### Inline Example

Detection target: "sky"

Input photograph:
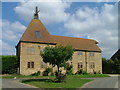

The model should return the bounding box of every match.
[1,0,118,59]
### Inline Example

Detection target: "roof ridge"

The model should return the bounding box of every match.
[51,35,95,41]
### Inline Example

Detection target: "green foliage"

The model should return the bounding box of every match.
[41,45,74,67]
[75,69,88,75]
[113,58,120,74]
[64,63,73,75]
[31,71,41,76]
[41,45,74,82]
[42,68,53,76]
[1,56,19,74]
[102,58,120,74]
[82,71,88,75]
[54,74,67,83]
[54,71,59,77]
[50,72,54,76]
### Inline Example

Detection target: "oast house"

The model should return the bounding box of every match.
[16,7,102,75]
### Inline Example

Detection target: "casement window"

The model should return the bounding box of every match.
[78,51,82,56]
[27,62,34,68]
[78,62,83,69]
[28,47,35,54]
[27,62,31,68]
[90,62,95,69]
[36,31,41,38]
[31,62,34,68]
[90,52,94,56]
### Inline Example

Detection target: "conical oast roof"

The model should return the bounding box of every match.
[20,19,53,43]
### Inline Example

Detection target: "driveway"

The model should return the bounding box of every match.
[1,78,38,88]
[82,75,120,88]
[1,75,120,89]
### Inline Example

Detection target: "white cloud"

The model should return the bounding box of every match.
[64,3,118,58]
[2,20,26,42]
[2,2,118,58]
[1,19,26,55]
[14,0,71,24]
[0,40,15,55]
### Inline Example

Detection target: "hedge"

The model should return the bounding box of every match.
[1,56,19,74]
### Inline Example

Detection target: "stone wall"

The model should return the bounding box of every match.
[19,42,102,75]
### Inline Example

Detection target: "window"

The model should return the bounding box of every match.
[28,47,35,54]
[27,62,34,68]
[90,52,94,56]
[31,62,34,68]
[36,31,40,38]
[90,62,95,69]
[78,51,82,55]
[27,62,31,68]
[78,62,83,69]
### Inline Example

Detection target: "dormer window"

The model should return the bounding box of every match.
[36,31,40,38]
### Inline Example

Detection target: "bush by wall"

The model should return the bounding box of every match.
[65,63,73,75]
[1,56,19,74]
[42,68,53,76]
[30,71,41,76]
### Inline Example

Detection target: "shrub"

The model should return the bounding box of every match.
[55,71,58,77]
[66,70,73,75]
[55,73,67,83]
[93,70,96,74]
[42,68,53,76]
[82,71,88,75]
[31,71,41,76]
[98,70,101,74]
[75,69,88,75]
[50,72,54,76]
[1,56,19,74]
[64,63,73,75]
[75,69,83,75]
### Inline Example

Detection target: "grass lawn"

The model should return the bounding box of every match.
[1,74,110,79]
[22,75,92,88]
[1,75,54,79]
[21,74,110,88]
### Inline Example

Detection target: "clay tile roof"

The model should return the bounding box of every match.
[51,35,101,52]
[20,19,53,43]
[19,19,101,52]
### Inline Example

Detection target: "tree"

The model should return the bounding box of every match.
[102,57,120,74]
[113,58,120,74]
[1,56,19,74]
[107,59,114,73]
[41,45,74,81]
[102,58,107,74]
[64,63,73,75]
